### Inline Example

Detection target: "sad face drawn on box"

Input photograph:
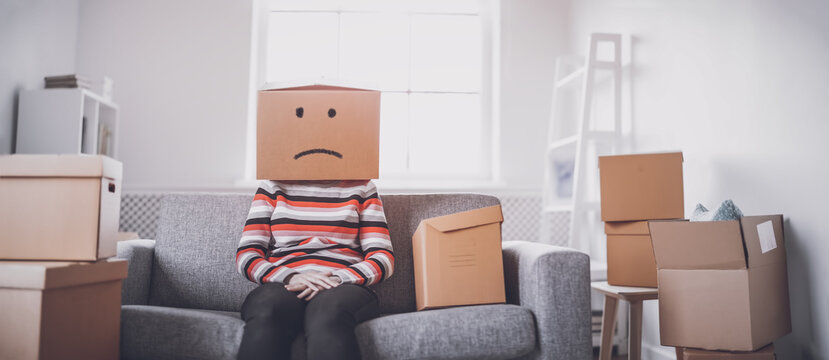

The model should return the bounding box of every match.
[257,84,381,180]
[292,106,344,160]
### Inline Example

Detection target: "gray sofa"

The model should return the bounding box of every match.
[116,193,591,360]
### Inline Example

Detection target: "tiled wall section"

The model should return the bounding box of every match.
[120,192,570,246]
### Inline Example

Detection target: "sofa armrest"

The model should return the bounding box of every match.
[116,239,156,305]
[502,240,592,360]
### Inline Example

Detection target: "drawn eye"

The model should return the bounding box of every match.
[328,108,336,118]
[296,107,304,118]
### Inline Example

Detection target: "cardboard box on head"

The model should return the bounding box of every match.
[257,81,380,180]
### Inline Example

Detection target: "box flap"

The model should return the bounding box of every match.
[0,154,121,179]
[739,215,786,268]
[261,79,378,92]
[649,220,747,270]
[0,259,128,289]
[423,205,504,233]
[605,220,650,235]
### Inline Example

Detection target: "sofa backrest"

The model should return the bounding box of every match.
[148,192,500,314]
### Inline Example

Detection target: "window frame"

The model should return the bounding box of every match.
[244,0,501,187]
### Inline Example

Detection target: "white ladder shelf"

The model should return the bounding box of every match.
[541,33,623,254]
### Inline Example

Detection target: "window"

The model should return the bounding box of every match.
[263,1,497,181]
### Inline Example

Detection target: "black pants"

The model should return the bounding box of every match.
[238,283,380,360]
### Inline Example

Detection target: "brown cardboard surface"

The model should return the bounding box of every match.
[652,216,791,351]
[598,152,684,221]
[649,220,747,270]
[605,220,651,235]
[0,260,126,360]
[748,264,792,348]
[607,234,657,287]
[257,84,380,180]
[739,215,786,268]
[0,259,128,289]
[39,281,122,359]
[412,206,506,311]
[677,344,776,359]
[0,155,122,261]
[425,205,503,232]
[658,269,754,350]
[605,220,658,287]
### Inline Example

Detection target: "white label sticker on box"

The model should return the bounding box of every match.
[757,220,777,254]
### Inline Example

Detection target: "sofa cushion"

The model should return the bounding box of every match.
[120,305,244,360]
[355,304,537,360]
[149,192,500,314]
[149,194,258,311]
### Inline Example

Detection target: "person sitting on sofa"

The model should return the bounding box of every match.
[235,179,394,360]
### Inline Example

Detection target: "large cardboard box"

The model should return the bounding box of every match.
[605,221,658,287]
[649,215,791,351]
[0,154,122,261]
[257,82,380,180]
[676,344,775,359]
[0,259,128,360]
[412,205,506,311]
[598,152,684,221]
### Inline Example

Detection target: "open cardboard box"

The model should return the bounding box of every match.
[0,154,122,261]
[649,215,791,351]
[412,205,506,311]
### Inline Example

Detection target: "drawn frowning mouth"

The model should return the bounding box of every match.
[293,148,343,160]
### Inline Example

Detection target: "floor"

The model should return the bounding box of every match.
[592,347,628,360]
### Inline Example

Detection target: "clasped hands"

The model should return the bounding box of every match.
[284,271,342,301]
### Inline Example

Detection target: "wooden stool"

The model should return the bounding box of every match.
[591,281,658,360]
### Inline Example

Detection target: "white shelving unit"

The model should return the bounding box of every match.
[540,33,628,355]
[15,88,119,158]
[541,33,622,255]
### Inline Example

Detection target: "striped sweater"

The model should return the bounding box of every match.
[235,180,394,286]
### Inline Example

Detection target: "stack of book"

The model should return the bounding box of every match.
[44,74,92,89]
[591,310,603,334]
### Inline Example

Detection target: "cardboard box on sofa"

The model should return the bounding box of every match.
[598,152,684,221]
[257,82,380,180]
[0,259,128,360]
[0,154,122,261]
[412,205,506,311]
[605,221,658,287]
[676,344,775,359]
[649,215,791,351]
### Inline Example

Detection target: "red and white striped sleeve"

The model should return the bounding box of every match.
[331,181,395,286]
[235,184,298,284]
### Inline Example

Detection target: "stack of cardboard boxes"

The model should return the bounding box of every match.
[599,152,791,358]
[0,155,128,359]
[599,152,685,288]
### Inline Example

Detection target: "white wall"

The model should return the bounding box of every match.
[568,0,829,359]
[75,0,255,190]
[0,0,79,154]
[69,0,563,194]
[498,0,570,192]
